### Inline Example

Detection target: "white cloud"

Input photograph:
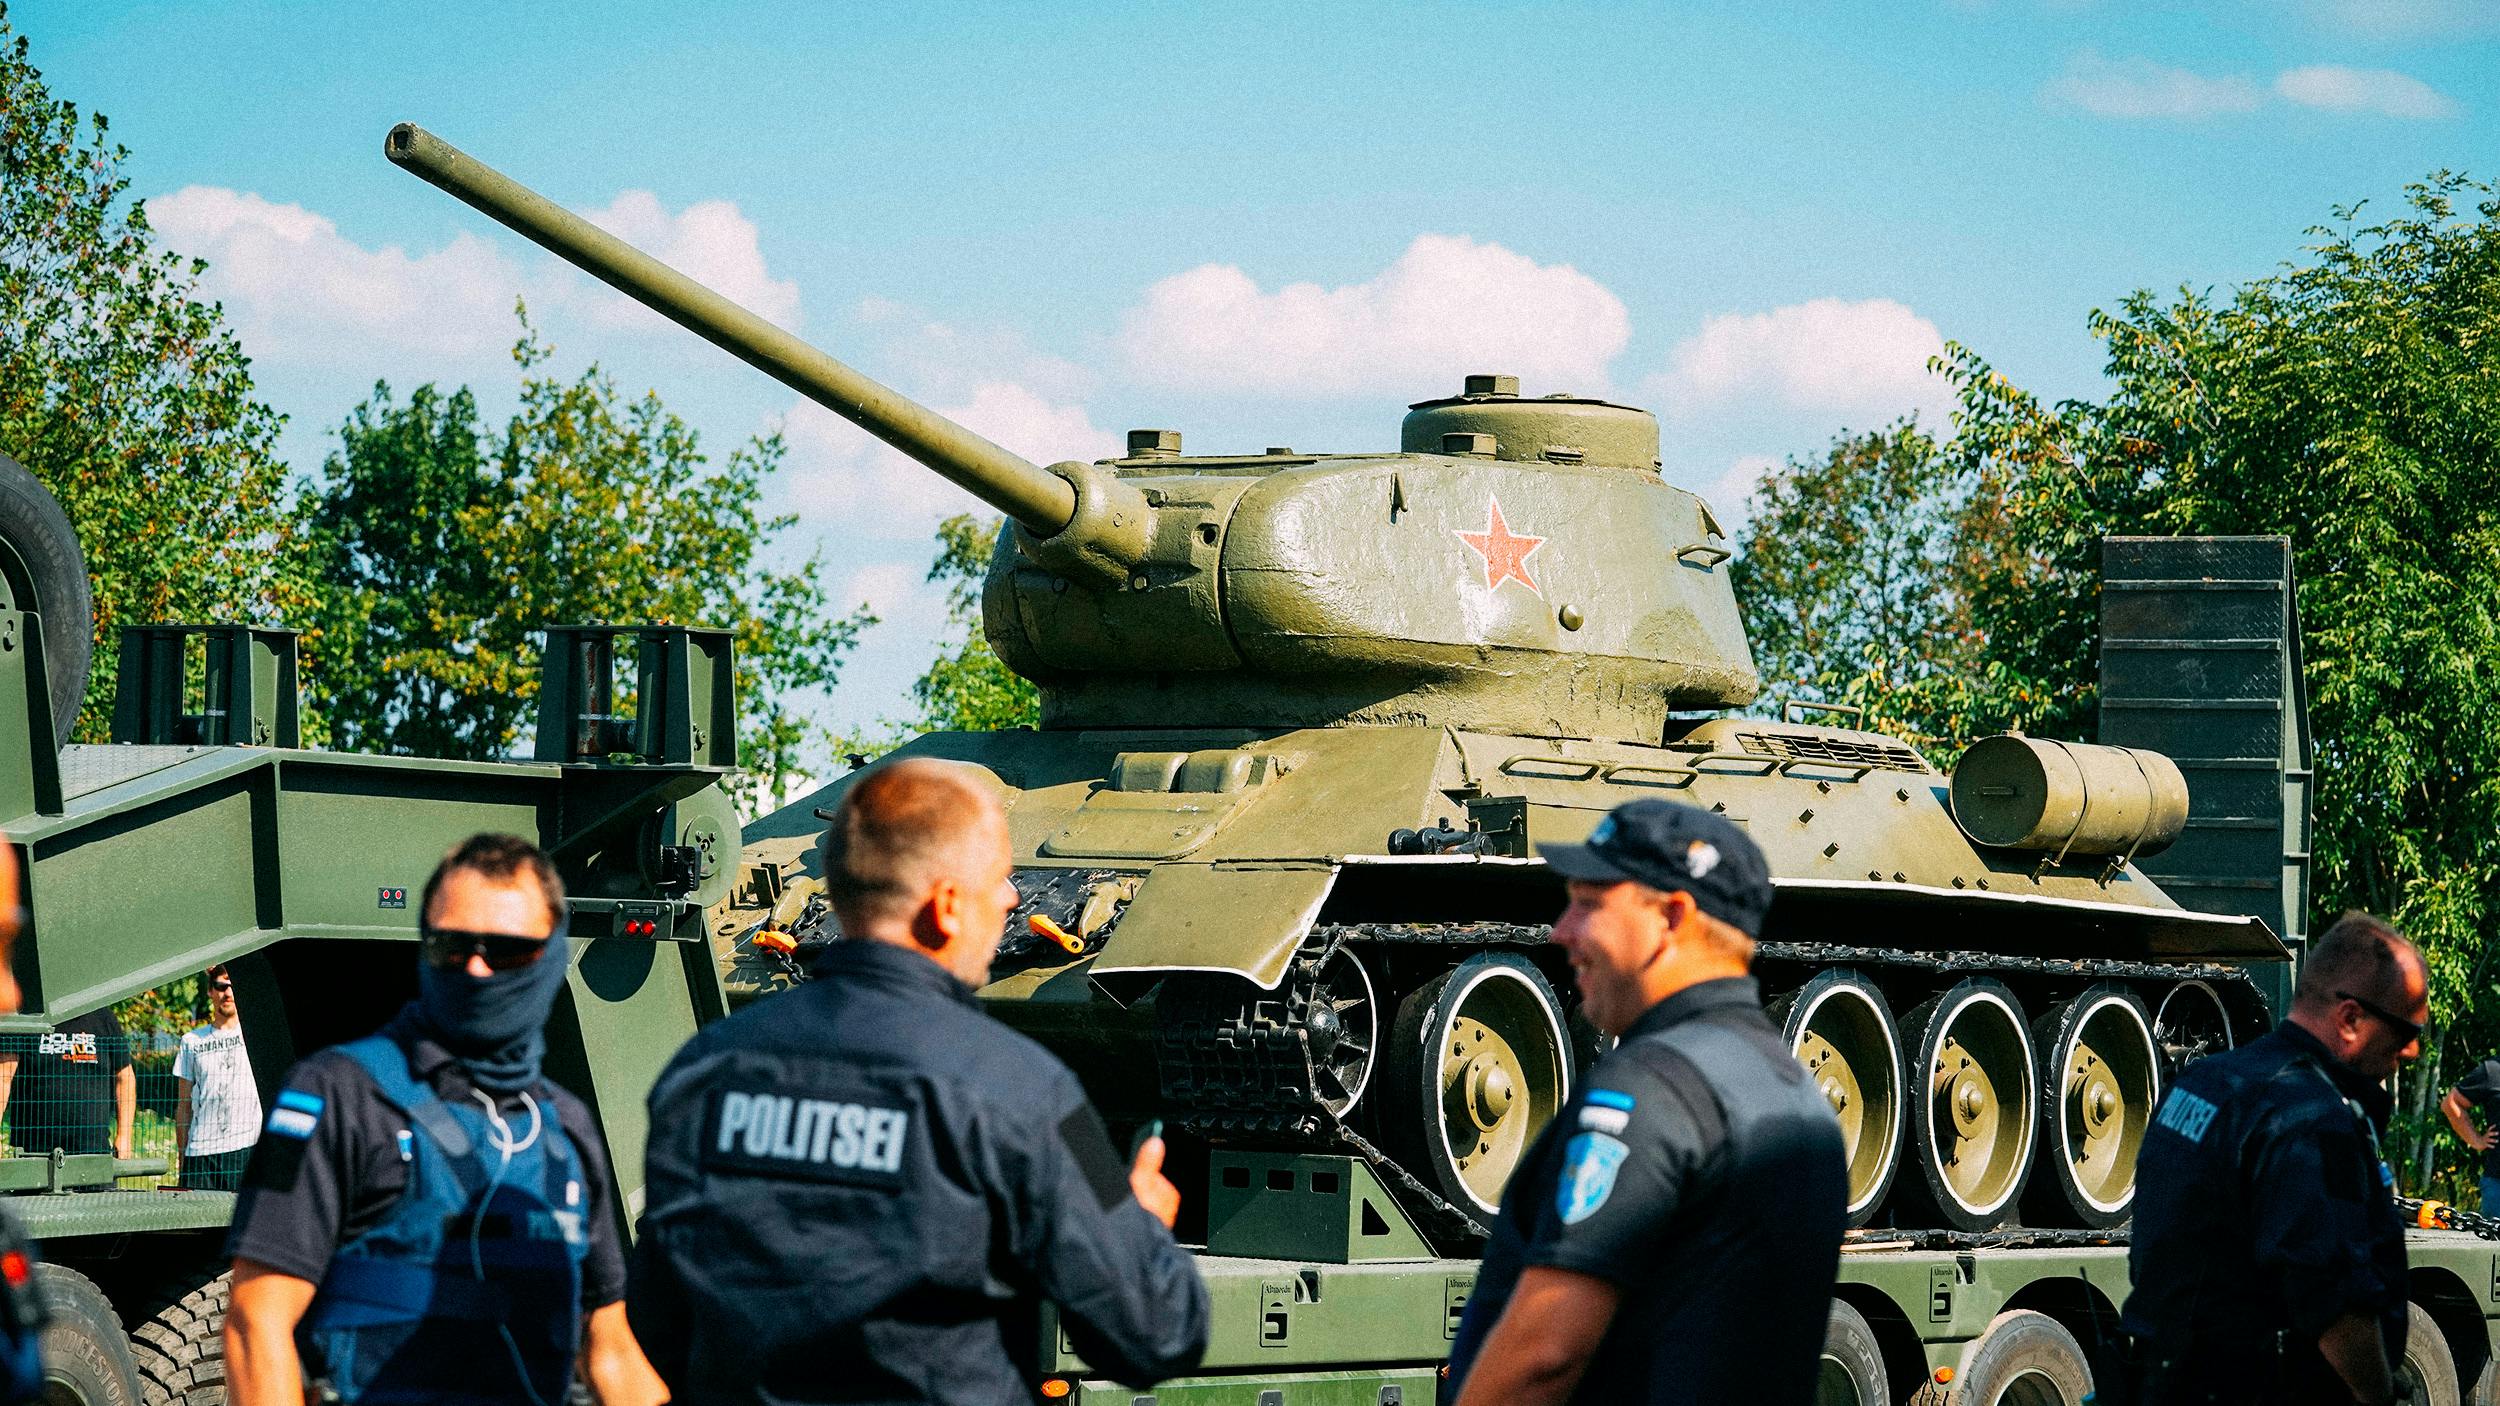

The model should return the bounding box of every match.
[578,191,801,331]
[1703,455,1779,520]
[854,297,1095,405]
[1118,234,1630,397]
[839,561,947,636]
[151,186,539,361]
[779,381,1123,542]
[2274,64,2460,118]
[149,185,797,364]
[2041,50,2264,119]
[1651,298,1951,423]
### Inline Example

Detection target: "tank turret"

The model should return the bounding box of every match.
[387,125,1755,743]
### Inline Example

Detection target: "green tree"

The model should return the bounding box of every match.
[1730,419,2003,747]
[298,317,871,810]
[910,514,1037,733]
[1938,174,2500,1188]
[0,11,300,736]
[830,513,1039,768]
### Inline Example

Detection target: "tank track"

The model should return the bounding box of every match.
[1152,922,2272,1243]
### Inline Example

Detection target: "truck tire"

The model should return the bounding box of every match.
[128,1267,229,1406]
[2403,1299,2461,1406]
[0,452,95,749]
[35,1264,145,1406]
[1946,1309,2091,1405]
[1818,1299,1888,1404]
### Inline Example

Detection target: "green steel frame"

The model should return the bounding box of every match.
[0,616,738,1242]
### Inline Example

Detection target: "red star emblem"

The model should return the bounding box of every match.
[1455,498,1547,597]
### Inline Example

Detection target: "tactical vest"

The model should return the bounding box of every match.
[299,1036,589,1406]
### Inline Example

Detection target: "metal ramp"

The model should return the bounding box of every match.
[2097,537,2314,1012]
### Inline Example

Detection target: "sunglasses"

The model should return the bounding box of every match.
[208,981,234,994]
[421,928,551,972]
[2337,989,2427,1044]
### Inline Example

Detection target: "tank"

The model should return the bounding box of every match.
[388,124,2298,1242]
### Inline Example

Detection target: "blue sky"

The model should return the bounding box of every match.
[15,0,2497,786]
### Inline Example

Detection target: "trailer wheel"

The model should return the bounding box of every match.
[35,1264,145,1406]
[0,452,95,749]
[1946,1309,2091,1405]
[1816,1300,1887,1405]
[128,1267,229,1406]
[2402,1300,2462,1406]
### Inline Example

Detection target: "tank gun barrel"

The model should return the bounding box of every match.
[384,123,1079,537]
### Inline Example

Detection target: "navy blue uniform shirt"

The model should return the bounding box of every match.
[628,937,1209,1406]
[1445,976,1847,1406]
[2123,1022,2407,1403]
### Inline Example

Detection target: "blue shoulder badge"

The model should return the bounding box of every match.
[1556,1132,1629,1225]
[266,1088,324,1140]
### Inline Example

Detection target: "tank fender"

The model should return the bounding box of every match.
[1087,861,1337,990]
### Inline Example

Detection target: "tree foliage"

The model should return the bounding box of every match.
[832,513,1040,767]
[910,514,1038,733]
[1731,420,2005,746]
[298,317,871,810]
[0,11,300,737]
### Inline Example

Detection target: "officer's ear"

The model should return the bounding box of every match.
[909,876,958,953]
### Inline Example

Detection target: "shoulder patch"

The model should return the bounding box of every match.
[2152,1087,2219,1144]
[1556,1132,1629,1225]
[265,1089,324,1140]
[700,1086,912,1186]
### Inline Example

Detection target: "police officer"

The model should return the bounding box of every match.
[222,834,665,1406]
[0,838,48,1400]
[628,757,1210,1404]
[1444,799,1847,1406]
[2122,912,2427,1406]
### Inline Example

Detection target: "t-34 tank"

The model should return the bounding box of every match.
[389,124,2298,1242]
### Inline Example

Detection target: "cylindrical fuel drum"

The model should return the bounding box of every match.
[1949,735,2189,858]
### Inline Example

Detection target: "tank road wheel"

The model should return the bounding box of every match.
[2152,980,2235,1076]
[1777,969,1904,1228]
[35,1264,145,1406]
[1295,946,1379,1116]
[1387,954,1572,1218]
[1817,1300,1889,1405]
[1940,1310,2092,1405]
[1902,979,2037,1232]
[2029,983,2159,1229]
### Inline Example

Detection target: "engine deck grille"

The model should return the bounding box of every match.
[1734,729,1931,773]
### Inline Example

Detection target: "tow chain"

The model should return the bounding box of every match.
[2398,1195,2500,1239]
[1323,1113,1493,1245]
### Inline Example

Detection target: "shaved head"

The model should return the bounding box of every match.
[822,759,1008,932]
[2288,910,2428,1083]
[2293,911,2419,1012]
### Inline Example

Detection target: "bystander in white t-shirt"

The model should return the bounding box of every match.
[173,1021,261,1157]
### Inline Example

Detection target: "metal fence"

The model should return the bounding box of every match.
[0,976,259,1191]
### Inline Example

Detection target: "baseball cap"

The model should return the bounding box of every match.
[1541,798,1774,937]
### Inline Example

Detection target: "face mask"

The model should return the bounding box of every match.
[415,917,570,1091]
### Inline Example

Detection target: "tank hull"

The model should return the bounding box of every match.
[724,719,2283,1240]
